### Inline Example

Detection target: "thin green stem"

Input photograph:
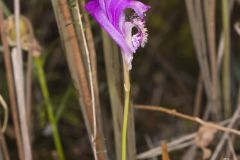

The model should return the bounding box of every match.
[34,57,65,160]
[121,59,131,160]
[56,86,72,123]
[222,0,231,118]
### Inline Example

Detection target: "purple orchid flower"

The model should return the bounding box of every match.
[85,0,150,69]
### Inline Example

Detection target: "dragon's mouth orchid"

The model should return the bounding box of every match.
[85,0,150,69]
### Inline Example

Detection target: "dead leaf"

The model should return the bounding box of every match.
[195,125,217,159]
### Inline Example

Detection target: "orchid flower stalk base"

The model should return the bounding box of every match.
[121,58,131,160]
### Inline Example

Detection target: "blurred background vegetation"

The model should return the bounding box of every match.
[1,0,240,159]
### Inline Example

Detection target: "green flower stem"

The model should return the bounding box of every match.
[34,57,65,160]
[121,59,131,160]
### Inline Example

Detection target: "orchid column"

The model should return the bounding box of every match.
[85,0,150,160]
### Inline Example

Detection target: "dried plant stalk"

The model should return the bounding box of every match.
[11,48,32,160]
[14,0,32,158]
[51,1,108,159]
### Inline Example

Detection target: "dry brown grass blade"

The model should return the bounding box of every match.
[204,0,220,119]
[185,0,211,98]
[51,1,108,159]
[79,0,101,131]
[0,2,24,159]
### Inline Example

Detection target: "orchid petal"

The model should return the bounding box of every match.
[85,1,134,55]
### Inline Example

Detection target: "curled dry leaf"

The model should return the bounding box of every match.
[4,15,41,57]
[195,125,217,159]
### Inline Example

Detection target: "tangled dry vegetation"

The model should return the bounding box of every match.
[1,0,240,160]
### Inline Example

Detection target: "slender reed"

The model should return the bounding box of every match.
[34,57,65,160]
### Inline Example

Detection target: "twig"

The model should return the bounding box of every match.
[0,1,24,159]
[135,105,240,136]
